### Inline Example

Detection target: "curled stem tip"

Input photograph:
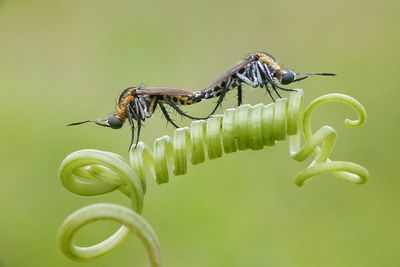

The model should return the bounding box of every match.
[57,89,369,265]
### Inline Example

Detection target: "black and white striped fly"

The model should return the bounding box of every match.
[199,52,336,117]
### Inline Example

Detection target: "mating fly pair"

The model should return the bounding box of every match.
[69,51,335,148]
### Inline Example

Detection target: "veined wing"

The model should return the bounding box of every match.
[203,55,257,90]
[136,87,197,97]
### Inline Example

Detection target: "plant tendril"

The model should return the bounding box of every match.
[57,89,369,266]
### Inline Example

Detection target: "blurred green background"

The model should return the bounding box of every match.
[1,0,399,266]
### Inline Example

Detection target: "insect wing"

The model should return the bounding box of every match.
[203,56,256,90]
[136,87,196,97]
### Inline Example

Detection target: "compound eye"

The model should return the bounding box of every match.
[107,115,123,129]
[281,71,296,85]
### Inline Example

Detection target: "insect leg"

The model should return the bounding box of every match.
[237,84,243,106]
[259,62,296,92]
[261,66,282,99]
[158,101,180,128]
[255,62,264,86]
[262,83,275,102]
[250,64,260,86]
[162,96,208,120]
[260,62,274,84]
[257,62,282,99]
[135,117,142,149]
[126,105,137,149]
[136,97,146,120]
[236,72,258,88]
[134,99,141,119]
[257,61,270,85]
[204,86,228,118]
[271,83,282,98]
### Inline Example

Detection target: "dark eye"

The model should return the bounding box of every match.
[280,71,296,85]
[107,115,123,129]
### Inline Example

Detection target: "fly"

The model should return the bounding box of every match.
[199,52,336,117]
[69,52,335,148]
[68,86,206,149]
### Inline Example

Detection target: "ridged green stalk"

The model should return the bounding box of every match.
[57,90,369,266]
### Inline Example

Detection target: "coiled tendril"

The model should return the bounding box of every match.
[57,89,369,266]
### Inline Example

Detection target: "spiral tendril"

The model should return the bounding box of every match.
[57,89,369,266]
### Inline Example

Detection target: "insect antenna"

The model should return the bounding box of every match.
[294,72,336,82]
[67,119,110,127]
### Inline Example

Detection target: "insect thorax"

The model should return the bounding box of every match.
[255,52,282,73]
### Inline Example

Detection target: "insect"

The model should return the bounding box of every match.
[69,52,335,148]
[68,86,206,148]
[199,51,336,117]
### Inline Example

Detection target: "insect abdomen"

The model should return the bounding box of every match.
[167,94,203,105]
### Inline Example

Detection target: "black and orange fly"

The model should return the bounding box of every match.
[69,86,205,148]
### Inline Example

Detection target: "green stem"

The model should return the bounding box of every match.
[57,203,161,266]
[57,89,369,266]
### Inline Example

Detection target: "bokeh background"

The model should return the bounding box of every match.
[1,0,399,266]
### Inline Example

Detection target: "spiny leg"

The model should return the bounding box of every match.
[262,83,275,102]
[158,101,180,128]
[126,105,136,150]
[236,72,259,88]
[255,62,263,86]
[251,63,260,84]
[273,83,297,92]
[162,96,208,120]
[259,62,296,93]
[237,84,243,106]
[257,61,266,77]
[258,62,275,86]
[271,83,282,98]
[127,103,144,149]
[254,62,282,100]
[257,62,279,101]
[204,86,228,118]
[135,117,142,149]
